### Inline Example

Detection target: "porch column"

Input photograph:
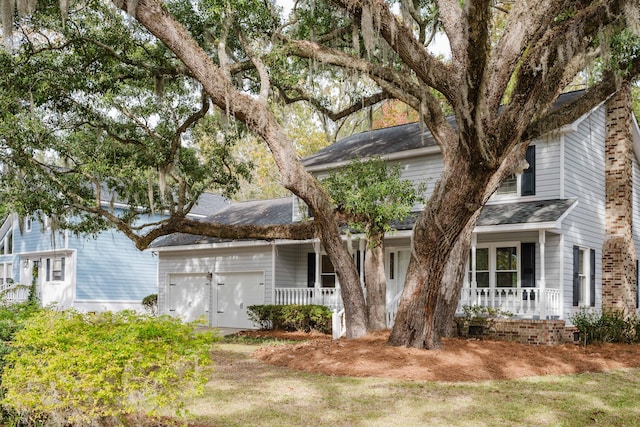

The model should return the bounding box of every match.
[313,241,321,305]
[538,230,547,319]
[470,233,477,306]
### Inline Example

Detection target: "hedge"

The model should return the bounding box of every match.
[247,305,332,334]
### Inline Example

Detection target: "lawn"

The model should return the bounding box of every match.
[179,339,640,427]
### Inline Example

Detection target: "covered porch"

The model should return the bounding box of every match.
[273,199,575,323]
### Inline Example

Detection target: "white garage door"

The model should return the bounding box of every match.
[215,272,265,329]
[168,274,210,323]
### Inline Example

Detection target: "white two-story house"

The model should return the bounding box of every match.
[151,89,640,331]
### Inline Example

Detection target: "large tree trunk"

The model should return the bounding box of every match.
[365,233,387,331]
[389,144,526,349]
[125,0,370,338]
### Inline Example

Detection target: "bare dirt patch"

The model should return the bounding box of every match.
[250,330,640,382]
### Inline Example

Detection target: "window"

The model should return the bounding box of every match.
[469,248,490,288]
[46,257,65,282]
[25,217,32,232]
[321,255,335,288]
[495,146,536,197]
[497,174,517,195]
[389,252,395,280]
[496,247,517,287]
[573,247,595,307]
[0,263,13,285]
[468,244,520,288]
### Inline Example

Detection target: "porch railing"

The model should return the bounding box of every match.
[274,287,343,310]
[457,287,561,318]
[0,283,30,304]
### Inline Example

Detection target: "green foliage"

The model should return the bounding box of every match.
[0,302,41,374]
[460,304,513,320]
[142,294,158,316]
[322,157,425,240]
[247,305,332,334]
[0,1,252,236]
[1,310,216,425]
[570,308,640,345]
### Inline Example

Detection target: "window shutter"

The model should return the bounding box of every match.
[589,249,596,307]
[61,257,65,281]
[46,258,50,282]
[521,146,536,196]
[572,246,580,306]
[521,243,536,288]
[307,253,315,288]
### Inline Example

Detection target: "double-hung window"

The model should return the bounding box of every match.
[46,257,65,282]
[573,246,595,307]
[469,244,520,289]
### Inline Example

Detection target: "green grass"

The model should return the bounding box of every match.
[176,342,640,427]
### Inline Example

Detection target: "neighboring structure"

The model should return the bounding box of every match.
[0,193,228,312]
[151,90,640,331]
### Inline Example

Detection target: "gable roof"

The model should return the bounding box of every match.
[302,90,589,171]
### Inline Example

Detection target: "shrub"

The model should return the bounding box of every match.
[1,310,216,425]
[570,308,640,344]
[142,293,158,316]
[247,305,332,334]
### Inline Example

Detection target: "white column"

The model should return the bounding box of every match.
[313,241,321,305]
[539,229,547,319]
[470,233,477,306]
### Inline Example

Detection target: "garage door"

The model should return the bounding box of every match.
[168,274,210,323]
[215,272,265,329]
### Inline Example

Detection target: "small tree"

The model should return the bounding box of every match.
[323,158,424,330]
[1,310,215,425]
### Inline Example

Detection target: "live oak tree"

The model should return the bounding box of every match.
[322,158,424,330]
[3,0,640,347]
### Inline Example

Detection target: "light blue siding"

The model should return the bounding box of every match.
[74,229,156,301]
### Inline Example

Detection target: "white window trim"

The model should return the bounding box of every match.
[491,175,522,202]
[577,247,591,307]
[468,242,521,289]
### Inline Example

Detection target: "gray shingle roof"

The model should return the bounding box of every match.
[302,90,586,168]
[477,198,576,227]
[151,198,576,248]
[149,197,293,247]
[189,193,230,217]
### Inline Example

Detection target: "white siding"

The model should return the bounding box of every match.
[561,105,607,318]
[157,245,273,319]
[534,136,562,199]
[476,231,561,291]
[275,245,301,288]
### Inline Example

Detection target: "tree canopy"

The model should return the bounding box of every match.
[1,0,640,346]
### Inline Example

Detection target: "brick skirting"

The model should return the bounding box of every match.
[456,318,576,345]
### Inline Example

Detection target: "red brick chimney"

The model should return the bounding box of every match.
[602,83,637,315]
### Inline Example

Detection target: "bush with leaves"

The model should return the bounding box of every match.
[570,308,640,344]
[1,310,216,425]
[142,294,158,316]
[247,305,332,334]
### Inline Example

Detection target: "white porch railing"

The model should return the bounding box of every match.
[457,287,561,318]
[0,283,30,304]
[276,286,562,339]
[274,287,343,310]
